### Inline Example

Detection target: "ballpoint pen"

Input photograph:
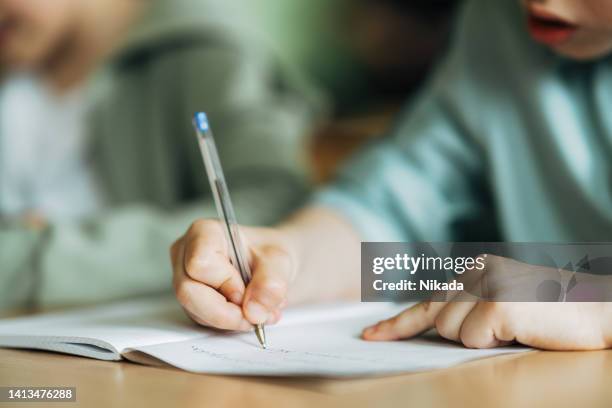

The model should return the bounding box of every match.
[192,112,267,349]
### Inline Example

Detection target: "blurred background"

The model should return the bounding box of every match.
[0,0,461,184]
[250,0,458,115]
[244,0,460,181]
[0,0,461,310]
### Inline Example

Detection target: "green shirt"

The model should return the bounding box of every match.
[0,0,322,309]
[317,0,612,243]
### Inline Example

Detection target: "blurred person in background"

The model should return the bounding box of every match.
[0,0,321,310]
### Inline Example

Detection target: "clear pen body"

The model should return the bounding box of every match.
[193,113,266,348]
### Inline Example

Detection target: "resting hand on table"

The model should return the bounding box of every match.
[363,301,612,350]
[170,219,295,331]
[363,255,612,350]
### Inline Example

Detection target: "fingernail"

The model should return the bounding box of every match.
[363,326,383,340]
[377,325,389,334]
[228,292,243,305]
[246,301,269,324]
[239,320,252,331]
[266,310,281,325]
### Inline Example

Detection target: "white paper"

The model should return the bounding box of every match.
[126,303,531,377]
[0,297,208,358]
[0,298,531,376]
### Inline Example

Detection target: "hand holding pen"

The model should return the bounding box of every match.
[170,113,294,346]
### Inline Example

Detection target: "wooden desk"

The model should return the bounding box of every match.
[1,348,611,408]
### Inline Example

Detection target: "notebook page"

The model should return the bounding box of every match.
[0,298,399,356]
[0,297,207,354]
[126,304,532,377]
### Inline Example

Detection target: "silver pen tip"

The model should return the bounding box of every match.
[255,324,267,349]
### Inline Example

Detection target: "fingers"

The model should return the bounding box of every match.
[182,220,246,304]
[433,301,478,342]
[243,246,293,324]
[268,309,282,325]
[361,281,518,349]
[431,287,480,341]
[362,300,514,348]
[362,301,446,341]
[362,278,474,341]
[171,232,251,331]
[178,278,252,331]
[172,219,293,329]
[459,303,514,348]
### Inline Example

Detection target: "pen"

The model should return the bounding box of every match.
[192,112,267,349]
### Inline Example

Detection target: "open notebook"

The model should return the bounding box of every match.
[0,297,530,377]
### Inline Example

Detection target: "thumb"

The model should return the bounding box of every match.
[243,246,294,325]
[363,301,446,341]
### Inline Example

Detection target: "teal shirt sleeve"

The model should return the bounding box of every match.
[314,0,523,242]
[315,96,486,242]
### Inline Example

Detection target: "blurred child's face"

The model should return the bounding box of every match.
[523,0,612,60]
[0,0,76,69]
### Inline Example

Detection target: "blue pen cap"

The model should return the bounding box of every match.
[194,112,209,132]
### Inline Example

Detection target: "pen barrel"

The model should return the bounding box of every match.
[193,114,265,348]
[194,123,254,284]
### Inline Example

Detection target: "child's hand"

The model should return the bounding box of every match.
[170,219,295,331]
[363,254,612,350]
[363,300,612,350]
